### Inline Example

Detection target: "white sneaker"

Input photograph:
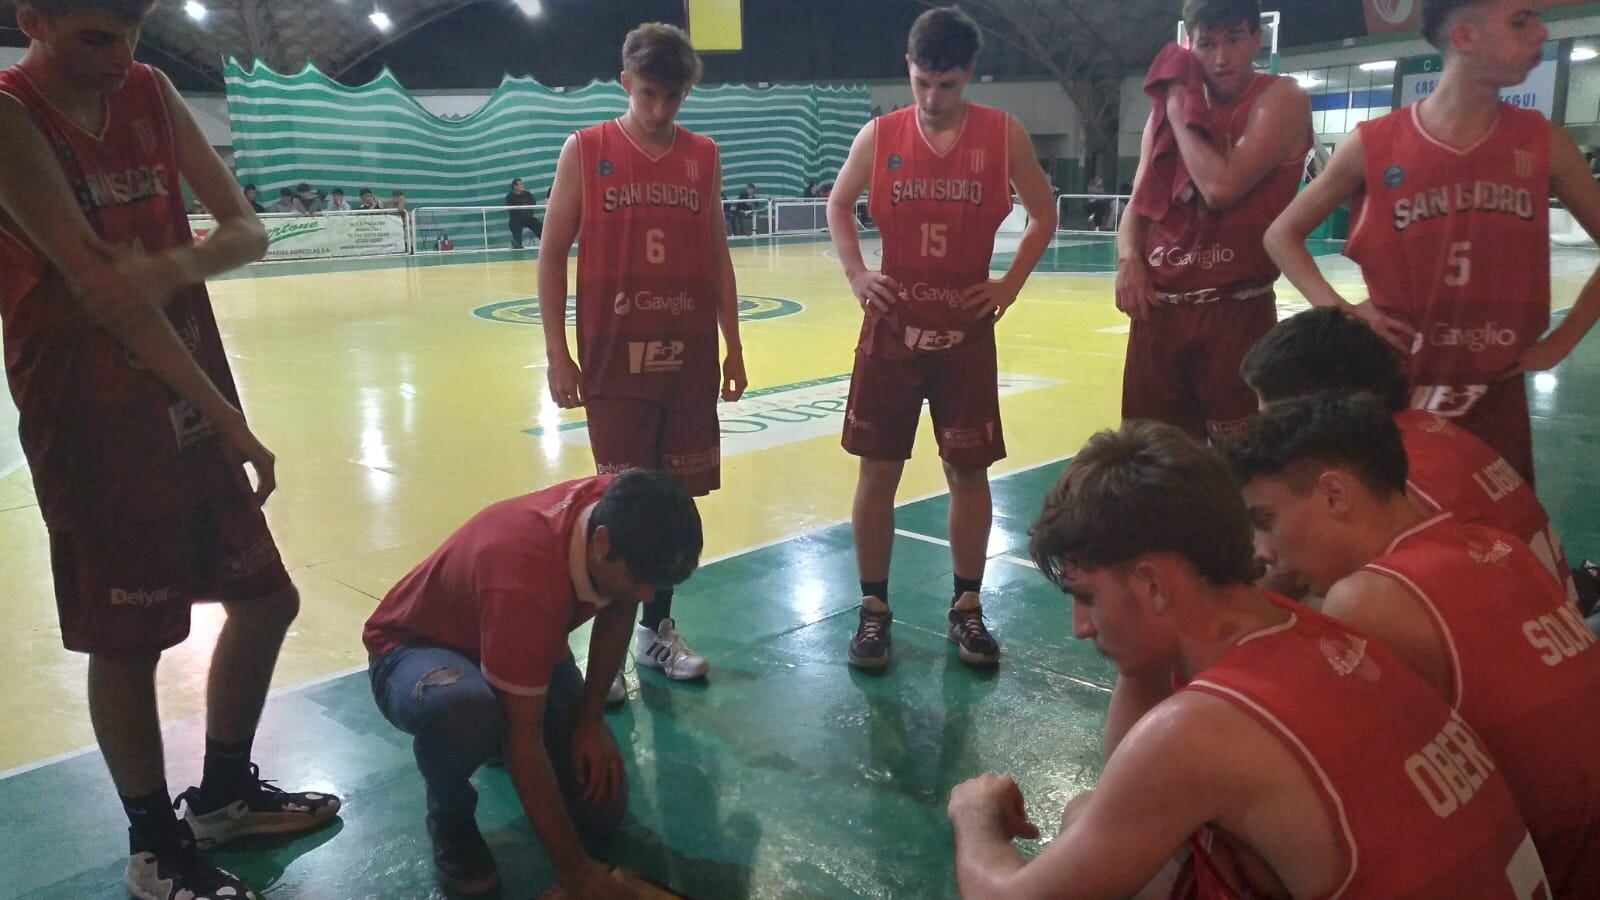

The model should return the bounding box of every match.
[634,618,709,680]
[606,672,628,705]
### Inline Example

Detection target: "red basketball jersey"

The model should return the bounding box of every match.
[1396,410,1576,605]
[1144,74,1309,296]
[0,63,243,530]
[1182,596,1543,899]
[575,120,721,402]
[1346,103,1550,420]
[1364,515,1600,896]
[864,103,1011,358]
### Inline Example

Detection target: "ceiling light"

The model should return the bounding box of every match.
[184,1,207,21]
[1572,47,1598,62]
[1294,74,1321,88]
[514,0,543,15]
[369,9,392,30]
[1359,60,1396,71]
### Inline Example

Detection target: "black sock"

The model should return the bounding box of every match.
[122,786,180,853]
[953,575,982,602]
[199,735,253,799]
[860,580,889,604]
[641,588,672,631]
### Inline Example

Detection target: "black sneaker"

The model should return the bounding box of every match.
[427,815,501,895]
[177,764,341,847]
[124,821,259,900]
[848,596,893,669]
[948,592,1000,666]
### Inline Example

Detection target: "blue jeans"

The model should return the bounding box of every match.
[368,643,626,836]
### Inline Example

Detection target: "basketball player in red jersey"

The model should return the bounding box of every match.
[1242,307,1582,607]
[1116,0,1312,443]
[949,421,1545,898]
[0,3,340,898]
[828,6,1057,670]
[1227,394,1600,896]
[539,23,744,700]
[1266,0,1600,485]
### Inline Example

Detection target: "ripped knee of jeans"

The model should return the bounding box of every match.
[411,665,464,700]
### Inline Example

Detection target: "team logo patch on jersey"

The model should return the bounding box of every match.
[887,154,903,171]
[684,158,700,181]
[1382,165,1405,188]
[598,159,614,177]
[1513,149,1534,180]
[968,149,986,173]
[471,294,804,326]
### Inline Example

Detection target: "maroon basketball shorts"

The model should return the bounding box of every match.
[1121,294,1278,443]
[586,396,721,496]
[842,333,1005,470]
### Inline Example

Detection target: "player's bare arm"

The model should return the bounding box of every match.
[1115,113,1159,322]
[1165,78,1309,211]
[0,93,279,503]
[1102,667,1174,761]
[827,121,899,313]
[539,133,584,408]
[573,601,632,805]
[1323,571,1456,702]
[1263,130,1414,351]
[1508,122,1600,375]
[708,152,747,401]
[963,114,1057,320]
[154,70,267,281]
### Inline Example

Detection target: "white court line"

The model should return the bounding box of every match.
[0,453,1076,783]
[893,528,1035,570]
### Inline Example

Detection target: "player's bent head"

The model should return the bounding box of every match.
[589,469,703,589]
[622,22,702,93]
[1029,421,1257,592]
[11,0,154,20]
[907,6,982,73]
[1222,393,1408,501]
[1241,308,1409,413]
[1182,0,1261,34]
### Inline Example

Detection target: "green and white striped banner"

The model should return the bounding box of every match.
[224,60,870,207]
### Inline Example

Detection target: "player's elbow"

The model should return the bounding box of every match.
[1195,177,1247,212]
[240,218,269,260]
[1029,202,1058,233]
[1262,218,1299,266]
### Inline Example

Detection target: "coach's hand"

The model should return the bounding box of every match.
[1347,300,1415,354]
[849,269,901,315]
[571,716,624,804]
[1115,257,1156,321]
[722,347,748,402]
[947,773,1040,840]
[964,277,1022,321]
[216,411,277,506]
[548,353,585,408]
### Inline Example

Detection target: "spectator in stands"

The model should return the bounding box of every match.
[358,188,382,210]
[389,190,408,213]
[294,182,322,216]
[505,177,542,249]
[325,188,352,212]
[803,181,820,199]
[243,183,264,213]
[734,183,758,236]
[1085,174,1109,231]
[265,187,298,214]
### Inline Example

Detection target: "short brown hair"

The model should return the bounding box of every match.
[13,0,156,20]
[1182,0,1261,34]
[907,6,982,72]
[1421,0,1487,50]
[1029,421,1257,588]
[622,22,702,91]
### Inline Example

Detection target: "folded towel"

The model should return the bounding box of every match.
[1130,42,1213,223]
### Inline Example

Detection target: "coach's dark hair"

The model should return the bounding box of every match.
[1222,393,1408,498]
[589,469,702,587]
[13,0,157,20]
[622,22,702,90]
[1183,0,1261,34]
[908,6,982,72]
[1422,0,1488,51]
[1241,308,1410,412]
[1029,421,1257,589]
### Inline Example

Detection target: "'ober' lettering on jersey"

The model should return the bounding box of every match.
[1392,181,1534,231]
[602,182,701,213]
[74,165,170,215]
[888,178,984,205]
[1404,711,1496,818]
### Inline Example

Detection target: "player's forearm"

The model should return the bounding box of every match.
[1103,672,1171,761]
[1116,204,1152,267]
[952,818,1030,899]
[1000,215,1056,292]
[716,258,743,351]
[1169,123,1238,210]
[537,258,574,357]
[579,605,634,722]
[507,736,593,879]
[1264,220,1351,311]
[103,304,246,431]
[826,201,870,278]
[1545,271,1600,357]
[169,215,267,283]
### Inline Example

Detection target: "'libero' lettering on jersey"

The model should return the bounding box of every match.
[601,182,701,213]
[887,177,984,205]
[1393,181,1535,231]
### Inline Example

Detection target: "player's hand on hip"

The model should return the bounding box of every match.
[1114,257,1156,321]
[571,716,625,804]
[1348,300,1416,353]
[963,278,1021,321]
[547,354,585,408]
[849,270,901,315]
[215,412,277,506]
[947,773,1040,840]
[1500,334,1574,379]
[722,348,748,402]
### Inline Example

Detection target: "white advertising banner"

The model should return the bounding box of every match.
[189,211,407,261]
[1400,43,1559,118]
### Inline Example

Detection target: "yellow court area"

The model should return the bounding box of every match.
[0,235,1375,773]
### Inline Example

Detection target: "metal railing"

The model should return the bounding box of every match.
[409,204,549,255]
[1055,192,1131,236]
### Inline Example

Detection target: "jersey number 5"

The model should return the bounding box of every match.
[646,228,666,264]
[1445,241,1471,287]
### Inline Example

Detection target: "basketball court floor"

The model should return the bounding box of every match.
[3,234,1598,897]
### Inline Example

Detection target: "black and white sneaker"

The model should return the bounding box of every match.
[176,765,341,848]
[124,822,259,900]
[948,591,1000,666]
[848,596,893,670]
